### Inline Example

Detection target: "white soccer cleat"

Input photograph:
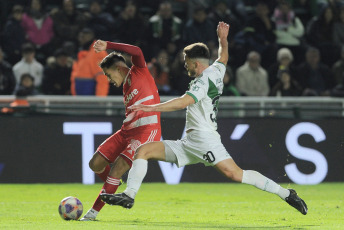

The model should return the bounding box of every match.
[79,208,98,221]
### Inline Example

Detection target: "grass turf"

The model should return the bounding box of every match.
[0,183,343,229]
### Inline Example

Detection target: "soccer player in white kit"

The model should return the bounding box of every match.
[100,22,308,215]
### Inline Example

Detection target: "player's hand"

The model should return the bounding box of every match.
[93,40,107,53]
[217,22,230,40]
[128,104,155,112]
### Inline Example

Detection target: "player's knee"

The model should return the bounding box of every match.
[89,157,103,173]
[88,159,97,172]
[134,145,150,160]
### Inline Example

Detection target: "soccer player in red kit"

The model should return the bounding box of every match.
[80,40,161,221]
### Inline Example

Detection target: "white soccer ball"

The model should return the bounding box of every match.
[58,196,83,220]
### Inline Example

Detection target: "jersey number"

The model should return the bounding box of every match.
[210,95,220,123]
[203,151,216,163]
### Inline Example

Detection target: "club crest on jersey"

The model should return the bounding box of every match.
[124,89,139,106]
[192,85,200,91]
[127,78,131,86]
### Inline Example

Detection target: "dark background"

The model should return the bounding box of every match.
[0,114,343,183]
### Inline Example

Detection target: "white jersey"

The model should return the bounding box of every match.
[185,61,226,132]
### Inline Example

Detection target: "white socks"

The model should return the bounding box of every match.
[242,170,290,200]
[123,163,291,200]
[124,159,148,199]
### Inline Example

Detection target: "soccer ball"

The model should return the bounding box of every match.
[58,196,83,220]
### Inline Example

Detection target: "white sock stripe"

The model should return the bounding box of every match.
[106,180,120,186]
[106,178,120,182]
[106,178,120,184]
[106,177,120,182]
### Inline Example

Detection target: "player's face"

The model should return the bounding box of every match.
[103,67,123,87]
[184,55,197,77]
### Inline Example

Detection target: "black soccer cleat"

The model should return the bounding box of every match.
[100,193,134,209]
[285,189,308,215]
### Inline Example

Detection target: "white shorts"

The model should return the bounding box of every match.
[163,130,232,168]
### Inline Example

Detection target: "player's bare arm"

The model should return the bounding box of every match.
[129,94,195,112]
[216,22,230,65]
[93,40,107,53]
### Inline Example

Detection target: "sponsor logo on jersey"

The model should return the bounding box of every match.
[124,89,139,106]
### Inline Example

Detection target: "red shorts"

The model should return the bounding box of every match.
[97,127,161,166]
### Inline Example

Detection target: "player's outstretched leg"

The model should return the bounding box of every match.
[100,192,134,209]
[81,155,128,221]
[285,189,308,215]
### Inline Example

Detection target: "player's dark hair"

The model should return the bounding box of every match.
[183,43,210,60]
[99,52,126,69]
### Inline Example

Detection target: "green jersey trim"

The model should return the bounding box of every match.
[207,78,219,99]
[186,92,198,103]
[216,61,226,67]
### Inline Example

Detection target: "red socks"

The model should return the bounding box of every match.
[92,176,121,212]
[96,165,110,182]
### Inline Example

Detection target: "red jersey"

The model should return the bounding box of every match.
[122,65,160,131]
[106,42,161,132]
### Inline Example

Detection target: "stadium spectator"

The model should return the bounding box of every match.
[2,73,37,113]
[13,73,39,96]
[50,0,89,48]
[147,1,183,60]
[42,49,72,95]
[148,49,172,95]
[21,0,54,63]
[0,47,16,95]
[80,39,161,221]
[333,5,344,47]
[227,0,248,23]
[12,43,43,90]
[296,47,335,96]
[87,0,115,41]
[268,47,297,88]
[222,67,241,96]
[169,50,192,95]
[240,0,277,69]
[186,0,212,20]
[269,69,302,96]
[325,0,343,21]
[273,0,305,65]
[208,0,242,66]
[332,46,344,86]
[289,0,319,27]
[306,4,339,67]
[1,5,26,65]
[100,22,308,217]
[183,6,217,50]
[208,0,242,42]
[235,51,270,96]
[114,1,146,47]
[70,28,108,96]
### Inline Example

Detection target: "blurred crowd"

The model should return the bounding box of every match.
[0,0,344,98]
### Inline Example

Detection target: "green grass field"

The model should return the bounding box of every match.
[0,183,343,230]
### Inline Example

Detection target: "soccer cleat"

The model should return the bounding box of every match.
[79,208,98,221]
[285,189,308,215]
[79,217,96,221]
[100,193,134,209]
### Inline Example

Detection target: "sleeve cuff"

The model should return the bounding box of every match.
[186,92,198,103]
[216,61,226,67]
